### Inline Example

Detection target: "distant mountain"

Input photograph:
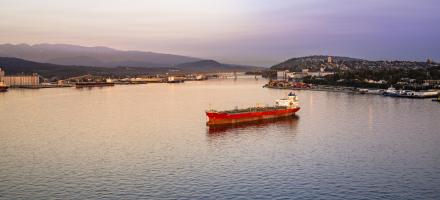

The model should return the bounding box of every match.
[174,60,260,72]
[271,55,433,72]
[0,57,176,79]
[0,43,201,68]
[0,57,260,79]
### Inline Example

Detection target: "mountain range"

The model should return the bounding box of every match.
[0,43,201,67]
[0,57,175,79]
[0,43,261,78]
[0,56,261,79]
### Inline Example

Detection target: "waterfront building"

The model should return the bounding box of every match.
[277,70,289,80]
[307,69,335,77]
[1,73,40,86]
[0,68,40,86]
[278,68,334,81]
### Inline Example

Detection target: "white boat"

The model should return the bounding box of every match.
[383,86,398,96]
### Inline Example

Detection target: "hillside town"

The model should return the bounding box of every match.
[265,56,440,99]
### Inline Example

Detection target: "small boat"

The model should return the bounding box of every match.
[206,92,300,126]
[383,86,399,96]
[0,81,9,92]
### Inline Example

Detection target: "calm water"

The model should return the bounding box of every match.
[1,77,439,199]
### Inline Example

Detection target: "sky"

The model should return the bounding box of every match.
[0,0,439,66]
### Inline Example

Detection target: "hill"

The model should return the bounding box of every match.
[174,60,260,72]
[271,55,433,72]
[0,43,201,68]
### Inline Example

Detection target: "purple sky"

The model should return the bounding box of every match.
[0,0,439,66]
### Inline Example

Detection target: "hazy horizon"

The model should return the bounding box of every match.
[1,0,439,66]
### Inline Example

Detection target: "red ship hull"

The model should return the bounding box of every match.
[206,107,300,126]
[0,86,8,92]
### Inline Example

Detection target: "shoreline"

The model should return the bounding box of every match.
[264,84,440,99]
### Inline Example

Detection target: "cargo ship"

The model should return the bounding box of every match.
[206,92,300,126]
[75,79,115,88]
[0,81,8,92]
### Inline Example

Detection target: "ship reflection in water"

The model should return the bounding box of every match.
[207,115,300,136]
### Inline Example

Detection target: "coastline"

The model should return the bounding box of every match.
[264,83,440,98]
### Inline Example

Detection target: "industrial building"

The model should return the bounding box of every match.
[277,67,334,80]
[0,68,40,86]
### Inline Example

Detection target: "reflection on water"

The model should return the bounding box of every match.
[207,115,300,135]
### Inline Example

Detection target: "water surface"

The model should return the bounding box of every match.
[1,78,439,199]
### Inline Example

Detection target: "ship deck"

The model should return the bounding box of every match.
[214,106,289,114]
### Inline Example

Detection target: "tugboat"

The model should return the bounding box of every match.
[206,92,300,126]
[0,81,8,92]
